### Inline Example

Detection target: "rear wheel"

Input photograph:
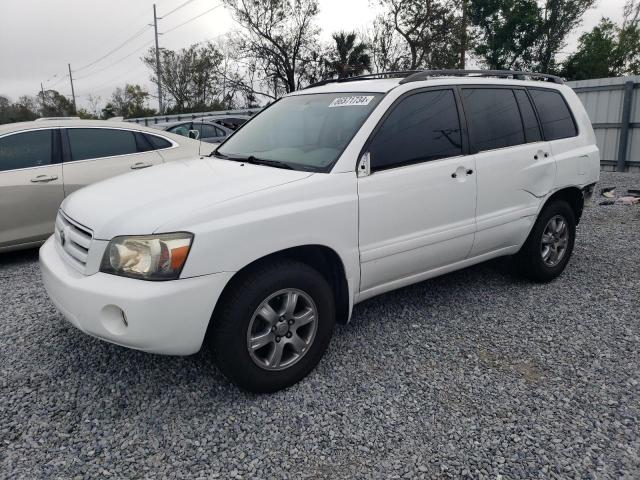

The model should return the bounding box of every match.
[515,200,576,282]
[210,260,335,393]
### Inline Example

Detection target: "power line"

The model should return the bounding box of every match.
[162,5,221,35]
[160,0,197,18]
[47,74,69,89]
[74,24,152,72]
[74,40,154,80]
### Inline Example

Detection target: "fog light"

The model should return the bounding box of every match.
[101,305,129,335]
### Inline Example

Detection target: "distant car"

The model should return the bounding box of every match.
[0,118,213,252]
[195,115,252,131]
[156,119,234,143]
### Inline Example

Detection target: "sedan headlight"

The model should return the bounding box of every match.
[100,233,193,280]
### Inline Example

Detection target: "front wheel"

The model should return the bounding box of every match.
[209,260,335,393]
[515,199,576,282]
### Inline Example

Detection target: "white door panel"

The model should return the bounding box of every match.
[471,142,553,256]
[0,165,64,247]
[358,157,476,292]
[62,151,163,196]
[62,127,165,196]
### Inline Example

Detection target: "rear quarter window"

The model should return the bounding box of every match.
[528,89,578,141]
[144,133,173,149]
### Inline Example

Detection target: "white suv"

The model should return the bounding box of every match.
[40,70,600,393]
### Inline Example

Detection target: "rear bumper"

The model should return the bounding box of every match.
[39,236,233,355]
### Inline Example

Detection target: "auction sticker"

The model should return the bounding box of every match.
[329,96,375,108]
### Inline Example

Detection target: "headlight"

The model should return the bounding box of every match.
[100,233,193,281]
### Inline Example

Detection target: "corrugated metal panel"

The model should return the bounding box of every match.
[626,127,640,163]
[594,128,619,161]
[567,76,640,170]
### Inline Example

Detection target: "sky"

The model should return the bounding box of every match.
[0,0,629,111]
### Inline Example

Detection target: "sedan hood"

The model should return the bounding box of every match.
[61,157,312,239]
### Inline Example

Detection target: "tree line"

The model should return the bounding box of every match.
[3,0,640,124]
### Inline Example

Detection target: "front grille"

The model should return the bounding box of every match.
[55,211,93,270]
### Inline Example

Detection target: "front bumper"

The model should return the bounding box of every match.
[39,236,234,355]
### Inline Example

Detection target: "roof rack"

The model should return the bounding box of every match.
[304,69,564,90]
[304,71,422,90]
[399,69,564,85]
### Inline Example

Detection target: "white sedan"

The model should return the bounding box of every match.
[0,118,214,252]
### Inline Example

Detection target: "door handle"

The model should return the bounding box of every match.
[451,167,474,179]
[30,175,58,183]
[534,150,549,161]
[130,162,152,170]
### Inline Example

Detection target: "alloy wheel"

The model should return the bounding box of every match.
[246,289,318,371]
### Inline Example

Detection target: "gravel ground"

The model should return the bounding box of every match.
[1,171,639,479]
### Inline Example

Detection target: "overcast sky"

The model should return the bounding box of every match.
[0,0,628,110]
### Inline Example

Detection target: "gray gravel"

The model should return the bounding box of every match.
[1,171,639,479]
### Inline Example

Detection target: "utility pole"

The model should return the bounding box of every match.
[153,4,163,114]
[68,63,77,114]
[40,82,45,98]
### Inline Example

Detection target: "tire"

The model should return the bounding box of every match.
[209,259,335,393]
[515,199,576,282]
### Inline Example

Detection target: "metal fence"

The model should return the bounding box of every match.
[125,107,263,126]
[567,76,640,172]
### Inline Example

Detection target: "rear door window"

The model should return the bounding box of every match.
[462,88,525,152]
[528,88,578,140]
[369,89,463,171]
[514,90,543,143]
[67,128,139,161]
[0,129,53,171]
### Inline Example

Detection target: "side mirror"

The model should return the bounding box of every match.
[188,129,200,139]
[357,152,371,177]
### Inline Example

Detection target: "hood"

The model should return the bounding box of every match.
[61,157,313,240]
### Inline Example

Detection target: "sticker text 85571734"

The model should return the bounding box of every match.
[329,96,375,108]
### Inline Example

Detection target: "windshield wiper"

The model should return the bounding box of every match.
[211,151,294,170]
[210,150,229,159]
[244,156,293,170]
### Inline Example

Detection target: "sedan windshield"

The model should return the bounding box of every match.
[217,92,384,171]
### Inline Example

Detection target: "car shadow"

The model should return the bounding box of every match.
[0,247,39,267]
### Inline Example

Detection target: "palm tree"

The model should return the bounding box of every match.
[325,32,372,79]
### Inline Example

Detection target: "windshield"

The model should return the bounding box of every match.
[217,92,383,171]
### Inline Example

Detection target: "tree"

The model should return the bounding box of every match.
[143,42,226,112]
[110,84,155,118]
[361,16,409,72]
[377,0,462,70]
[223,0,321,96]
[469,0,595,72]
[101,103,116,119]
[324,32,371,78]
[535,0,597,73]
[562,15,640,79]
[37,90,75,117]
[0,95,39,124]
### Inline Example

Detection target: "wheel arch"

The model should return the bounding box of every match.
[541,186,585,224]
[206,244,352,343]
